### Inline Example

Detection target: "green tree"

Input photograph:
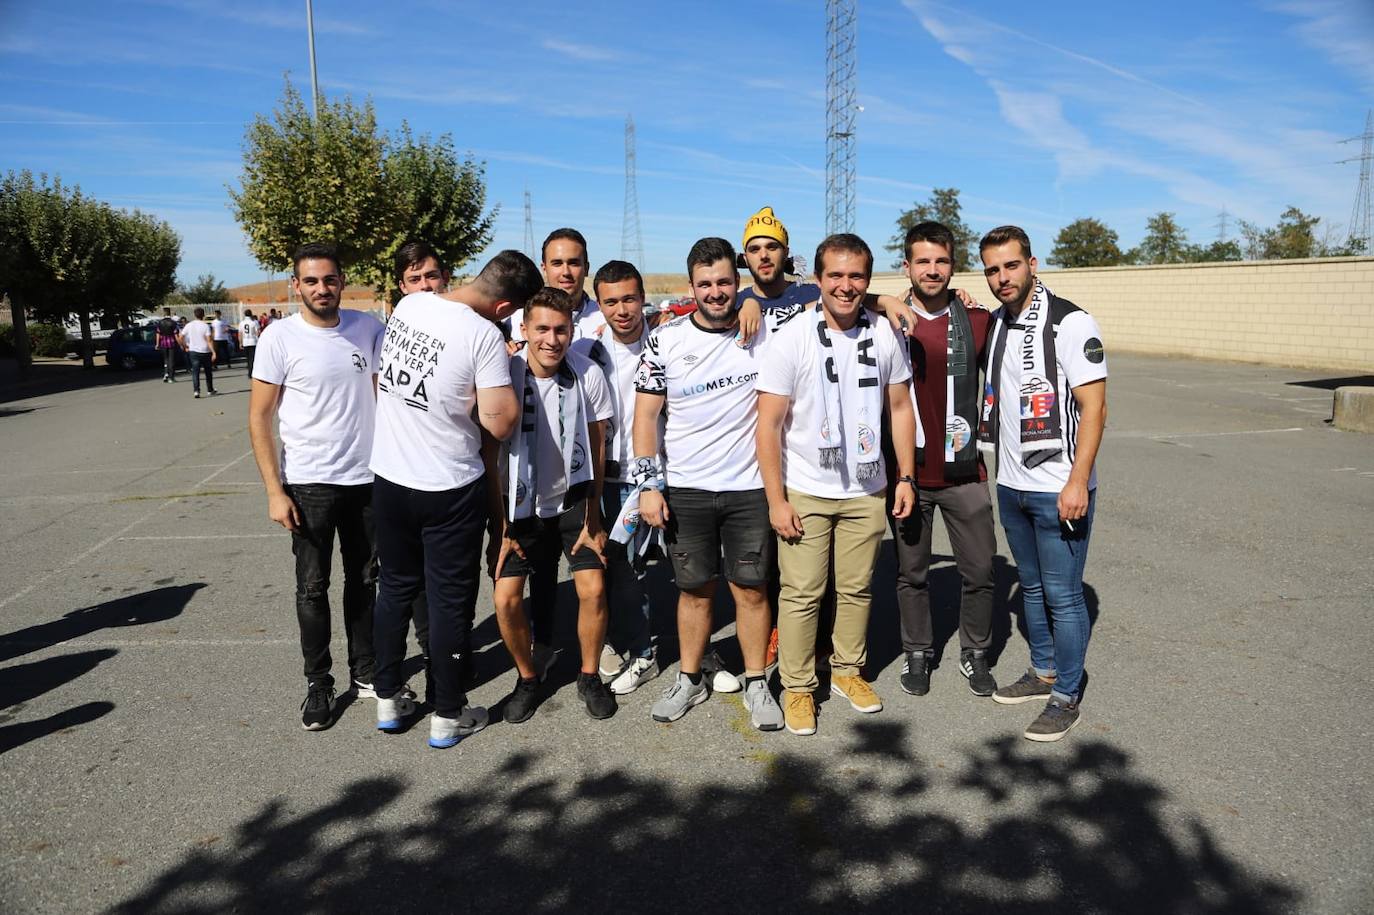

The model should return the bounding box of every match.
[1189,239,1243,263]
[181,273,233,304]
[1128,212,1191,264]
[230,80,497,298]
[885,188,976,272]
[1050,218,1123,268]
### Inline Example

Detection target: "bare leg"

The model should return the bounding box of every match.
[572,569,609,675]
[729,583,771,673]
[493,576,536,680]
[676,583,716,674]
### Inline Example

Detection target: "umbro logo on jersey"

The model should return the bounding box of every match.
[683,354,698,363]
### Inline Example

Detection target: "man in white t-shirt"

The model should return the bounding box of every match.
[211,310,232,368]
[757,233,918,736]
[239,309,260,375]
[368,250,542,748]
[571,260,661,695]
[978,225,1107,742]
[487,287,618,723]
[177,307,216,398]
[632,237,784,731]
[248,243,386,732]
[505,228,601,343]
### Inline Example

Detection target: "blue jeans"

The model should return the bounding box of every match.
[996,485,1095,703]
[602,483,653,659]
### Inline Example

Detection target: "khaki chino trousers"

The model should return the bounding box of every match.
[777,488,887,693]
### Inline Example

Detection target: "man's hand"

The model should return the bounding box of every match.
[639,489,669,529]
[1058,479,1090,522]
[953,287,985,310]
[769,500,805,543]
[506,339,525,356]
[572,524,608,567]
[736,296,762,345]
[870,293,918,338]
[488,524,527,579]
[267,491,301,532]
[891,481,916,520]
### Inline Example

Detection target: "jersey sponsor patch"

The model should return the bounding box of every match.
[1083,337,1104,364]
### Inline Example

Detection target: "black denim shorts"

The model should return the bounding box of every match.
[499,495,603,579]
[664,487,772,589]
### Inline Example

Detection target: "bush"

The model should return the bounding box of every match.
[0,323,12,357]
[29,323,69,357]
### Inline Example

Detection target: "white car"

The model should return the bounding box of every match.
[64,312,153,344]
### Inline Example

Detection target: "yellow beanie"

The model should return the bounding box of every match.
[741,206,788,249]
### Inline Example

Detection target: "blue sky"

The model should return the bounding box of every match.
[2,0,1371,286]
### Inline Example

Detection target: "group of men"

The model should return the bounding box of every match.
[249,208,1107,749]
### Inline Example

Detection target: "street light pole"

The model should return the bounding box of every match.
[305,0,320,122]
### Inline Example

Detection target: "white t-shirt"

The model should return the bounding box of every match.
[756,311,911,499]
[210,318,229,341]
[994,305,1108,493]
[505,293,600,343]
[181,320,212,353]
[518,351,614,517]
[635,314,771,492]
[369,292,511,492]
[571,327,655,483]
[252,311,385,486]
[239,317,259,346]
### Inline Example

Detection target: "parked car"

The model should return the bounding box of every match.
[65,312,154,344]
[105,325,185,371]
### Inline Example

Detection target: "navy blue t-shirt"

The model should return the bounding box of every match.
[738,282,819,332]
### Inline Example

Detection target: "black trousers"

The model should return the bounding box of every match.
[372,474,486,717]
[889,480,996,654]
[243,344,255,376]
[286,482,377,687]
[214,338,231,367]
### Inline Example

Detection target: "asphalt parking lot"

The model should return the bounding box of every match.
[1,351,1371,913]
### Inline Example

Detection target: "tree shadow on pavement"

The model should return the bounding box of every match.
[0,583,203,663]
[111,722,1298,914]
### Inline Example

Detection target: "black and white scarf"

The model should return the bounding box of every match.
[981,278,1062,469]
[583,322,649,481]
[507,353,591,520]
[906,291,980,482]
[816,310,883,482]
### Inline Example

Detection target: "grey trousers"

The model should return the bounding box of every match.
[889,479,996,655]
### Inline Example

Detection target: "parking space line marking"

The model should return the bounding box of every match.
[118,534,285,541]
[0,449,254,611]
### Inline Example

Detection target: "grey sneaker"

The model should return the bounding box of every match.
[598,643,624,678]
[609,654,659,695]
[743,678,783,732]
[992,668,1056,705]
[532,643,560,682]
[1024,697,1080,742]
[429,706,488,748]
[651,672,710,722]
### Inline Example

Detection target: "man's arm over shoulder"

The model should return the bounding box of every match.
[472,319,519,440]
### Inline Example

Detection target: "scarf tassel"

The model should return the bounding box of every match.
[856,459,881,482]
[819,446,844,470]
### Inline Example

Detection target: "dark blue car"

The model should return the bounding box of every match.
[104,325,186,371]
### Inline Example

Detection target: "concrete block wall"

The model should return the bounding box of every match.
[866,256,1374,372]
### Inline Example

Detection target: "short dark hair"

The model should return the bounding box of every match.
[193,307,205,320]
[814,233,874,275]
[214,310,222,316]
[979,225,1033,260]
[593,260,644,298]
[475,249,543,307]
[541,228,588,263]
[244,309,254,317]
[904,221,955,260]
[393,240,447,282]
[292,242,342,277]
[686,237,738,277]
[523,285,575,321]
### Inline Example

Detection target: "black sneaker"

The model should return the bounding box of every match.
[503,676,540,724]
[992,668,1056,705]
[577,672,617,720]
[900,651,931,696]
[960,649,997,697]
[300,682,336,731]
[1024,697,1080,742]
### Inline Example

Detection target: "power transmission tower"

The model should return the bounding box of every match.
[825,0,858,236]
[523,187,535,261]
[1338,109,1372,251]
[1215,207,1230,243]
[622,115,644,267]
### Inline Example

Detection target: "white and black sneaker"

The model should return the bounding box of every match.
[959,649,997,697]
[900,651,931,696]
[301,682,336,731]
[702,648,741,693]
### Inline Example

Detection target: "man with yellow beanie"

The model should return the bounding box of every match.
[737,207,820,337]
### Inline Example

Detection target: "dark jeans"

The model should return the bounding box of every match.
[286,482,377,689]
[161,346,176,378]
[889,480,996,655]
[372,474,487,717]
[603,483,652,659]
[996,485,1095,703]
[187,351,215,394]
[243,344,255,376]
[214,338,231,368]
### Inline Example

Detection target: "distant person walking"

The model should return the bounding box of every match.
[239,309,260,375]
[211,310,232,369]
[155,307,179,382]
[178,307,216,398]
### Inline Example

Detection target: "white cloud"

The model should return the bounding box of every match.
[1269,0,1374,97]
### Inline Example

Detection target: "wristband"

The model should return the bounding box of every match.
[631,455,665,492]
[897,476,917,487]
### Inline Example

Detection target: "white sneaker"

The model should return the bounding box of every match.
[429,706,488,748]
[352,680,415,701]
[376,694,415,732]
[609,655,659,695]
[702,649,741,693]
[599,643,624,679]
